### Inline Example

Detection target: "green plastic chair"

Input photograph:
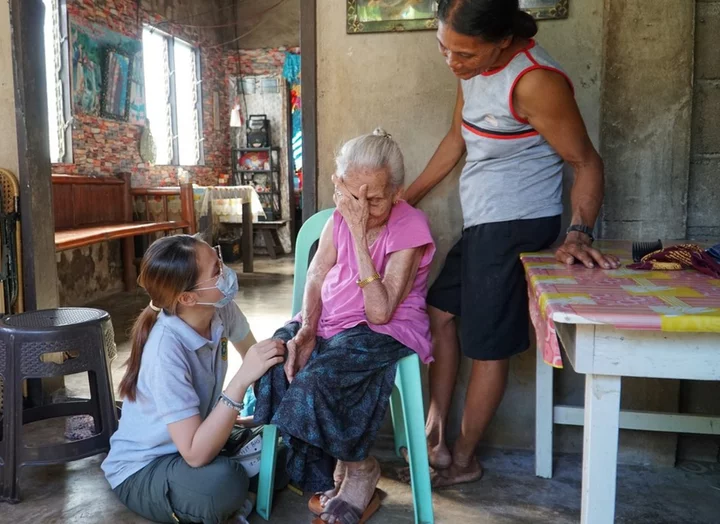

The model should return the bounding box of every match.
[255,208,434,523]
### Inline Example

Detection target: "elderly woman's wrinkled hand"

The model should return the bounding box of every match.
[332,174,369,239]
[284,325,316,383]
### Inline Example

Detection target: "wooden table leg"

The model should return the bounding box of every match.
[535,345,554,479]
[271,229,284,256]
[261,230,278,259]
[242,202,253,273]
[581,373,621,524]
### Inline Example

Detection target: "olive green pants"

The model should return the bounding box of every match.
[113,427,287,523]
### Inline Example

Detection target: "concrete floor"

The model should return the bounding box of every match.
[3,256,720,523]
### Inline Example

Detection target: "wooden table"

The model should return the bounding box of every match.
[195,186,265,273]
[523,242,720,524]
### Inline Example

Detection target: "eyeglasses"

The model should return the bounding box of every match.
[192,245,224,291]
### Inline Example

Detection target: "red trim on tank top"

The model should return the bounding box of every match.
[508,64,575,124]
[462,121,539,140]
[480,39,536,77]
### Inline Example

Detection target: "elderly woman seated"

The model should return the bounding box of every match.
[254,128,436,524]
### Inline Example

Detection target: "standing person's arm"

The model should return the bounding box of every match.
[513,69,620,270]
[405,83,467,206]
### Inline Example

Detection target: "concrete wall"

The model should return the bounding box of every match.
[237,0,300,49]
[689,0,720,240]
[678,0,720,462]
[600,0,695,240]
[57,243,124,306]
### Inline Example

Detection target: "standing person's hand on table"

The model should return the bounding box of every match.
[555,230,621,269]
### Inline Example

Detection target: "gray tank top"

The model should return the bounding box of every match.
[459,40,570,228]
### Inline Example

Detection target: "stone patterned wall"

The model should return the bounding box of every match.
[56,0,231,305]
[54,0,231,187]
[54,0,299,304]
[226,46,300,77]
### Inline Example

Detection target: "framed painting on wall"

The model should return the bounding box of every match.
[70,18,145,123]
[101,48,132,121]
[346,0,568,34]
[520,0,569,20]
[347,0,439,33]
[70,23,104,115]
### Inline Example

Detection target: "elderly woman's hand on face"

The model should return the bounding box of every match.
[332,174,369,240]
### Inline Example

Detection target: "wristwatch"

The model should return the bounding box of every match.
[566,224,594,242]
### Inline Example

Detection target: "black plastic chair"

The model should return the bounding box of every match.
[0,308,118,503]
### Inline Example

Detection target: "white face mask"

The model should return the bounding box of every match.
[192,245,238,308]
[194,264,238,308]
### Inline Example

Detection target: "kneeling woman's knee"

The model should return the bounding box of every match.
[204,459,249,519]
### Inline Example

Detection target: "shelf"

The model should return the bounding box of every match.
[231,146,282,219]
[234,147,279,152]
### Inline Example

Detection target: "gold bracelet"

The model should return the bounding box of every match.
[356,273,381,288]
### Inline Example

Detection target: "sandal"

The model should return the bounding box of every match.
[308,494,324,515]
[311,490,381,524]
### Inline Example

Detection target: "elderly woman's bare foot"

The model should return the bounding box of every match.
[309,461,346,515]
[320,461,346,506]
[320,457,381,523]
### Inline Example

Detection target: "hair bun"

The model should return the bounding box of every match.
[372,127,392,139]
[513,10,538,39]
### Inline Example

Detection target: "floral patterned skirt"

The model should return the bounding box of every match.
[253,322,412,492]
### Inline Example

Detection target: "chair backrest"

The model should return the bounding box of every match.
[291,208,335,316]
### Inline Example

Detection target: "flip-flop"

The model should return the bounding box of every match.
[308,493,325,516]
[311,490,381,524]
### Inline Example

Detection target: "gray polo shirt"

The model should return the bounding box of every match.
[102,302,250,489]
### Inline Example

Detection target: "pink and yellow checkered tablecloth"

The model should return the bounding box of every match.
[521,242,720,368]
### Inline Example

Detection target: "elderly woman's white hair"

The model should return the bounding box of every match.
[335,128,405,189]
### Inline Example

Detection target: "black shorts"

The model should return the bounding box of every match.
[427,216,561,361]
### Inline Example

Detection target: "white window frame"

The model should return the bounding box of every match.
[143,25,204,166]
[44,0,72,164]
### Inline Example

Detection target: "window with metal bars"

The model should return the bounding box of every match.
[142,26,203,166]
[43,0,72,164]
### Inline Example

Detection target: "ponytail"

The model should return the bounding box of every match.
[118,234,201,401]
[118,305,160,401]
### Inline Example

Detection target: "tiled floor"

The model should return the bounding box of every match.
[3,256,720,523]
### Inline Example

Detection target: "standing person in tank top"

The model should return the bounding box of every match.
[405,0,621,487]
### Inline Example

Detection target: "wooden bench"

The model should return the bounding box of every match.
[253,220,289,259]
[52,173,196,291]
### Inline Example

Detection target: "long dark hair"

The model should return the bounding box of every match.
[118,235,201,401]
[437,0,538,41]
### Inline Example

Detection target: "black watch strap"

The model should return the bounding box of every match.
[567,224,594,241]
